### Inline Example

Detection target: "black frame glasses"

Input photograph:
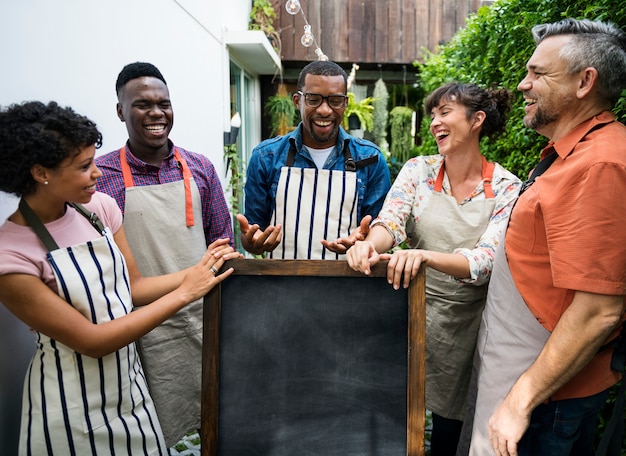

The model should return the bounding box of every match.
[298,91,348,109]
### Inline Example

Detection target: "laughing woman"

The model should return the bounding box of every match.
[0,101,239,455]
[346,83,521,455]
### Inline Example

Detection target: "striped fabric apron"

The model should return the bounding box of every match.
[270,144,359,259]
[18,202,166,455]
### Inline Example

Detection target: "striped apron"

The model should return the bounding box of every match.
[19,204,167,455]
[270,145,359,259]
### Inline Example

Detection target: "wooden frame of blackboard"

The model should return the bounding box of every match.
[201,259,426,455]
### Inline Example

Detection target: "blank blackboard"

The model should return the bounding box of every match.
[201,260,425,456]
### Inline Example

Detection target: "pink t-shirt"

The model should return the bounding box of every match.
[0,192,123,293]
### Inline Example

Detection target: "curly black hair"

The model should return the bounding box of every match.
[115,62,167,95]
[424,82,513,140]
[0,101,102,197]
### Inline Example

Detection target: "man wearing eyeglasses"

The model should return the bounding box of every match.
[236,60,391,259]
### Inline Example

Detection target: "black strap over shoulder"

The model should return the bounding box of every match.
[518,149,557,195]
[287,138,378,171]
[19,199,59,251]
[18,199,105,252]
[68,202,105,234]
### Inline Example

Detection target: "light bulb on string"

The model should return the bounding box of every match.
[315,48,328,61]
[285,0,301,15]
[301,24,314,47]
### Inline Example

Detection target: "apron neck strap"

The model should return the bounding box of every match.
[434,156,495,198]
[120,145,195,227]
[18,199,104,252]
[287,139,356,171]
[173,148,196,227]
[481,156,495,199]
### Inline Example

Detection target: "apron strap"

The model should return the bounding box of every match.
[173,148,195,227]
[120,145,195,227]
[19,199,59,251]
[119,146,135,188]
[18,199,104,252]
[434,156,496,198]
[286,138,370,171]
[68,202,106,234]
[481,156,495,199]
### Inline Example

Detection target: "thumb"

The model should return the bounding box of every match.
[236,214,249,232]
[360,215,372,233]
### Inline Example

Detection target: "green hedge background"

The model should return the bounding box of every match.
[413,0,626,180]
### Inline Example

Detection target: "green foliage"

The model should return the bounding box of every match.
[344,92,375,132]
[249,0,276,33]
[415,0,626,179]
[265,93,296,136]
[372,78,390,152]
[389,106,415,165]
[224,143,243,251]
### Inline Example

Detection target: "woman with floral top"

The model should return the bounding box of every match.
[346,82,521,456]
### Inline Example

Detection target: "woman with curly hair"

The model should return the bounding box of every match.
[0,101,239,455]
[346,83,522,455]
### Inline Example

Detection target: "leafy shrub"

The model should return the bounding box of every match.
[414,0,626,179]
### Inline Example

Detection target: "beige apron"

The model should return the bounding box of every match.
[270,145,358,259]
[19,201,166,455]
[463,228,551,455]
[412,158,496,420]
[120,146,206,446]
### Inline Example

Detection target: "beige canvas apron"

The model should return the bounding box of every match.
[270,145,358,260]
[461,228,550,455]
[120,146,206,446]
[412,158,496,420]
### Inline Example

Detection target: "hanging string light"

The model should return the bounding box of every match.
[285,0,328,61]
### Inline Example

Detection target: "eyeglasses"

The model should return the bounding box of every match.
[297,91,347,109]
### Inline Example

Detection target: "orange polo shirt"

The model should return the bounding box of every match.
[506,112,626,400]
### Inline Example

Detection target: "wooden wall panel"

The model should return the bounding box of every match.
[272,0,485,65]
[387,0,403,62]
[401,0,417,62]
[374,0,389,62]
[415,0,430,57]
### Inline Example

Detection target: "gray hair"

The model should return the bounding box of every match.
[532,18,626,107]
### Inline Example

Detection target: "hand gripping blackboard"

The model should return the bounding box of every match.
[201,259,426,456]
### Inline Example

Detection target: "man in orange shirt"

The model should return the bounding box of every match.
[464,18,626,456]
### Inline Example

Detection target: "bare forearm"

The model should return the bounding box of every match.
[364,225,395,253]
[131,270,186,306]
[423,251,471,279]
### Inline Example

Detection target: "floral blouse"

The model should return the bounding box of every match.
[373,154,521,285]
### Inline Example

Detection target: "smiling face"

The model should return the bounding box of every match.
[518,35,578,138]
[44,144,102,205]
[429,97,479,155]
[116,76,173,160]
[293,74,346,149]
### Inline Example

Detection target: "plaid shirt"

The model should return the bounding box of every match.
[95,142,234,247]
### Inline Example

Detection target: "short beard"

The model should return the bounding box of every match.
[524,106,559,131]
[308,119,339,145]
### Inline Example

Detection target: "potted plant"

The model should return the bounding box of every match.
[265,84,296,136]
[343,92,375,132]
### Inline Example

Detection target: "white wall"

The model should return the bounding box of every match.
[0,0,252,222]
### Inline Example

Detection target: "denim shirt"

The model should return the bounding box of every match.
[244,124,391,230]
